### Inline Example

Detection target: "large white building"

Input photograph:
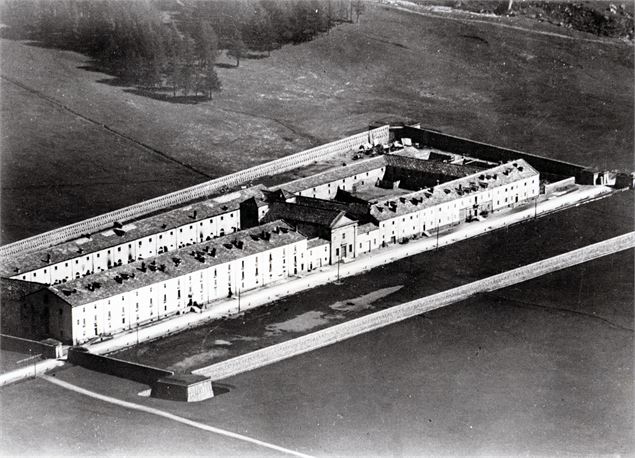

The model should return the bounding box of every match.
[2,137,541,345]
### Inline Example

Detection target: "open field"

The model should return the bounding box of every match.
[2,244,631,456]
[1,2,633,243]
[0,3,633,456]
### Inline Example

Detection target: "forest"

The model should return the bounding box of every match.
[1,0,365,101]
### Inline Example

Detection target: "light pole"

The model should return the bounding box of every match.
[334,250,343,285]
[16,349,41,379]
[435,223,440,250]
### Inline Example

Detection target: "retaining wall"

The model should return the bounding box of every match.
[67,347,173,385]
[194,231,635,381]
[0,334,62,359]
[0,126,389,258]
[544,177,576,196]
[395,126,586,179]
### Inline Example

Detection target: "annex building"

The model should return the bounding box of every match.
[1,127,543,345]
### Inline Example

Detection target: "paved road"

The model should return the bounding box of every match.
[40,374,313,458]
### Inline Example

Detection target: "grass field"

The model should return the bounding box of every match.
[0,3,633,456]
[1,2,633,243]
[2,244,631,456]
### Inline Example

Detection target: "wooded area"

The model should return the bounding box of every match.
[1,0,365,101]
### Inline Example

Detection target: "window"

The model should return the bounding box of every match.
[342,233,346,239]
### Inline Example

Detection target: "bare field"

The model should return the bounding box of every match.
[0,4,633,456]
[1,3,633,243]
[5,243,630,456]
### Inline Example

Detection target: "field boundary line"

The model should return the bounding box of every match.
[381,2,631,46]
[194,231,635,381]
[0,74,213,179]
[41,374,314,458]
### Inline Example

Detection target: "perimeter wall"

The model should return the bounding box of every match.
[193,231,635,381]
[395,126,586,180]
[0,126,390,258]
[67,347,173,385]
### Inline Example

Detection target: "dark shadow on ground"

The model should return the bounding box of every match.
[211,383,233,396]
[123,89,211,105]
[215,62,237,69]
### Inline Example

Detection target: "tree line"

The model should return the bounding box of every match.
[1,0,366,101]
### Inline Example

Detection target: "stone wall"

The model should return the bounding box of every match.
[0,334,62,359]
[67,347,173,385]
[0,126,390,258]
[395,126,585,180]
[193,231,635,381]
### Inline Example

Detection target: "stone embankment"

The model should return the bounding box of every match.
[193,231,635,381]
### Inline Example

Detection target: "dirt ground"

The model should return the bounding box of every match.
[2,242,630,456]
[0,2,633,456]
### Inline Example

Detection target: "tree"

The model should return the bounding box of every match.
[192,19,219,67]
[177,65,194,96]
[203,66,222,99]
[228,36,246,67]
[352,0,365,23]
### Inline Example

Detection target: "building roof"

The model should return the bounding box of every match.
[263,202,356,229]
[384,154,484,180]
[271,156,386,195]
[46,220,305,307]
[294,196,371,221]
[371,159,538,221]
[0,278,46,301]
[1,185,268,277]
[307,238,330,249]
[358,222,379,234]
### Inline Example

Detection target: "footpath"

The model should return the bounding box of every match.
[86,184,614,355]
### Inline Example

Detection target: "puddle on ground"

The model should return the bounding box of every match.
[265,310,332,335]
[168,348,230,372]
[213,339,232,346]
[330,285,404,312]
